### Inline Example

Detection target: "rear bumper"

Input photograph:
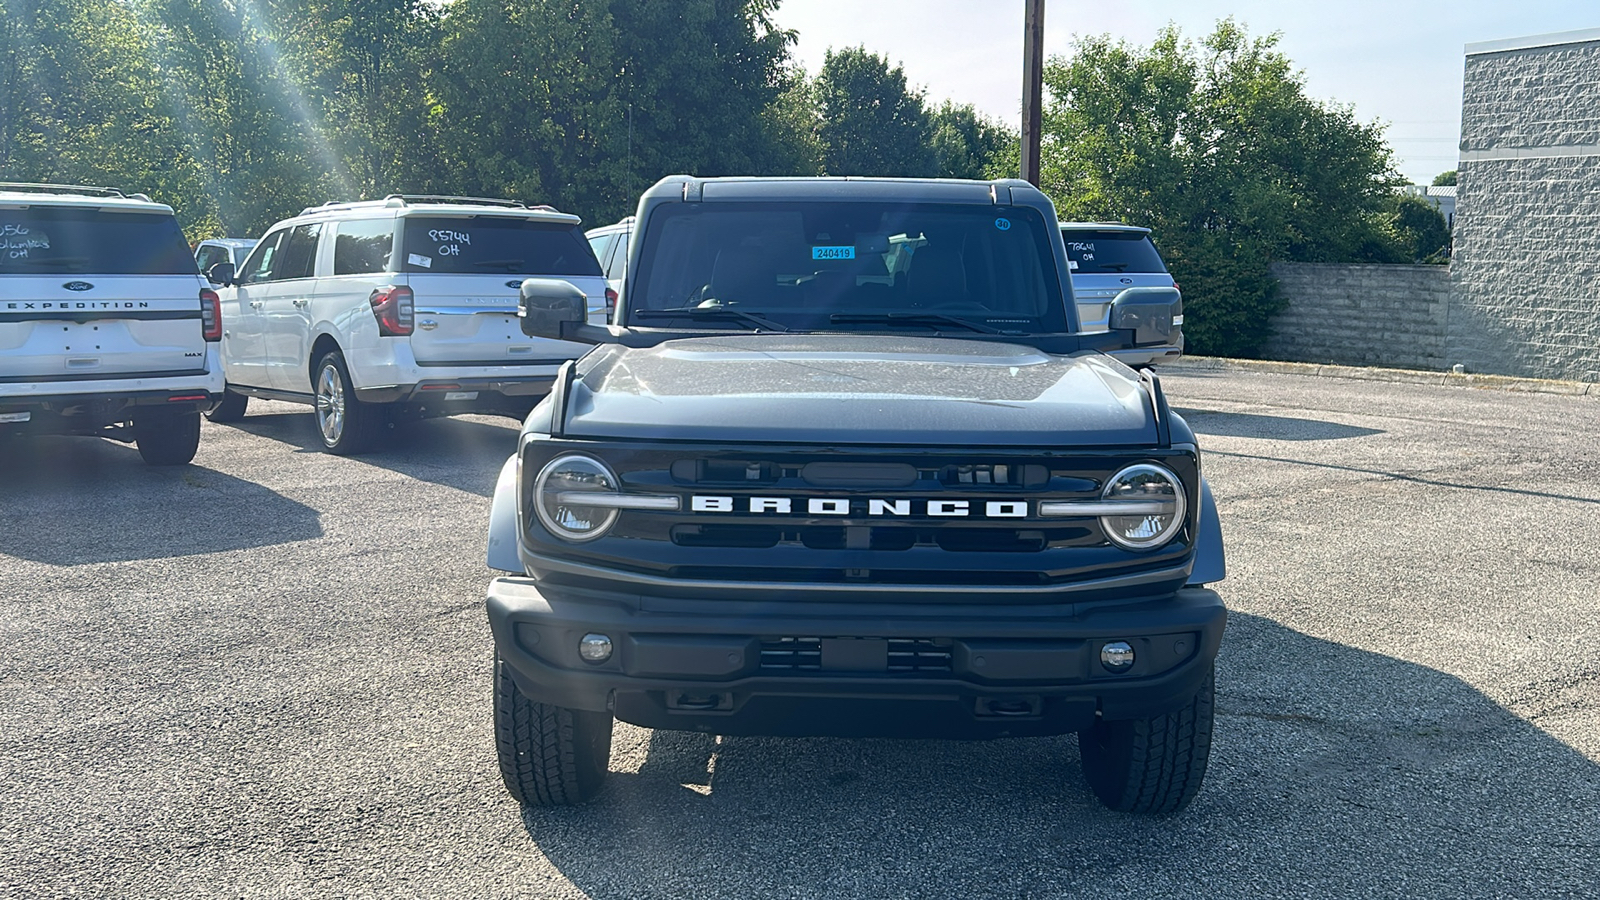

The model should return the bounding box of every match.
[0,387,218,433]
[486,577,1226,739]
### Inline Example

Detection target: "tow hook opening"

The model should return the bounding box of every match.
[975,695,1042,718]
[666,690,733,712]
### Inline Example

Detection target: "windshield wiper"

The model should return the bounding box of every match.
[829,312,1005,335]
[634,306,790,332]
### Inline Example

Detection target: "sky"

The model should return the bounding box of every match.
[770,0,1599,185]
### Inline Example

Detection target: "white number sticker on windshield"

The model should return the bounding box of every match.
[408,253,432,268]
[812,246,855,260]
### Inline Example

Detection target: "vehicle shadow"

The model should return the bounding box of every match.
[0,435,323,565]
[221,405,521,499]
[1173,407,1383,441]
[517,612,1599,899]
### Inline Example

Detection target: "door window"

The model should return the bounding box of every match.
[275,223,322,281]
[605,231,630,281]
[587,231,618,272]
[195,244,226,272]
[237,230,287,284]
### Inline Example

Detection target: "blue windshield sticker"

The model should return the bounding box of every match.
[994,217,1012,231]
[812,245,855,260]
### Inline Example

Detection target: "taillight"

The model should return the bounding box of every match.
[200,289,222,341]
[604,287,617,324]
[370,285,414,337]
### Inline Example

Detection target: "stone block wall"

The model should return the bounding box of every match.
[1264,263,1451,370]
[1451,30,1600,383]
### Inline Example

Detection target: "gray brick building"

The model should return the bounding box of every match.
[1452,28,1600,382]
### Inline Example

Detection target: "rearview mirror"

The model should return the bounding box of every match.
[519,278,589,340]
[1109,287,1182,347]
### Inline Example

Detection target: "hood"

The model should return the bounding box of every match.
[562,334,1159,447]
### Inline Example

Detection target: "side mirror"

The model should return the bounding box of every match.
[1109,286,1182,347]
[206,262,236,286]
[519,278,588,340]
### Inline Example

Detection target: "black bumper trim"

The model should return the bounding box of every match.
[354,376,556,404]
[486,578,1225,738]
[0,367,211,384]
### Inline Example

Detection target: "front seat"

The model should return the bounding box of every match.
[707,250,773,305]
[905,247,969,308]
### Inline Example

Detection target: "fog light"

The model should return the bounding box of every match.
[578,633,613,663]
[1100,641,1135,672]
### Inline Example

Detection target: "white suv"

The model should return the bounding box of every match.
[1060,222,1184,367]
[208,195,607,454]
[0,183,223,465]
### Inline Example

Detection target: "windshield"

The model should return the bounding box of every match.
[1060,229,1168,275]
[399,216,602,276]
[0,207,195,275]
[627,202,1067,333]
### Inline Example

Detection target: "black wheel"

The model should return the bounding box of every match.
[493,651,612,806]
[312,350,379,455]
[1079,665,1214,815]
[133,407,202,466]
[206,388,248,423]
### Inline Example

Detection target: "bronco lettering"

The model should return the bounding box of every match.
[689,495,1031,518]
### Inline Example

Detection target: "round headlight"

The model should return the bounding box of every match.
[534,454,620,542]
[1099,463,1186,550]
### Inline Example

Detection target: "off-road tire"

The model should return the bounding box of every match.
[1079,665,1214,815]
[312,351,380,455]
[493,651,612,806]
[206,388,248,423]
[133,407,202,466]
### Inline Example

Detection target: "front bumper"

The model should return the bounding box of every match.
[486,577,1225,739]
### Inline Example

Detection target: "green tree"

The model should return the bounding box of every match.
[1432,169,1456,186]
[758,67,825,177]
[929,101,1016,180]
[1041,20,1404,357]
[137,0,340,237]
[814,46,936,177]
[432,0,799,225]
[273,0,442,199]
[1381,193,1451,263]
[0,0,200,212]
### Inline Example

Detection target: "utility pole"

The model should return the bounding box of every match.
[1020,0,1045,185]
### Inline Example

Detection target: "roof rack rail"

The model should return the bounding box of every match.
[382,194,529,209]
[0,182,150,201]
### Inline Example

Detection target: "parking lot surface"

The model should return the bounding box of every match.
[2,369,1597,899]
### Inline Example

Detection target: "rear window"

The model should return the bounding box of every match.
[0,207,195,275]
[399,216,602,276]
[1060,230,1168,275]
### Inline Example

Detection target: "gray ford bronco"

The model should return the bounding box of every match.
[484,176,1225,815]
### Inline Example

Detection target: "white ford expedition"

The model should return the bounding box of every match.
[207,195,605,454]
[0,183,223,465]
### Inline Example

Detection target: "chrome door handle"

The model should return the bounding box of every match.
[248,301,263,309]
[292,299,309,308]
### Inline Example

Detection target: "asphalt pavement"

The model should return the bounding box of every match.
[2,368,1597,899]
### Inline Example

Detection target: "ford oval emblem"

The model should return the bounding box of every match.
[505,279,525,290]
[1119,277,1133,285]
[63,281,95,292]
